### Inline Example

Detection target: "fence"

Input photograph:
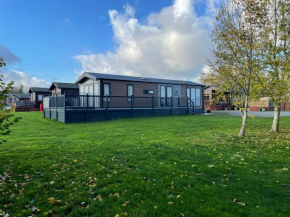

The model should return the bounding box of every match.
[16,101,35,107]
[45,95,191,110]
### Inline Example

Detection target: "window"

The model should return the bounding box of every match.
[144,90,154,95]
[8,98,12,103]
[103,83,110,102]
[38,94,43,101]
[104,84,110,96]
[127,85,134,102]
[187,87,201,107]
[204,94,210,101]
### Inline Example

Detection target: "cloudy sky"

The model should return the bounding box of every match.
[0,0,220,88]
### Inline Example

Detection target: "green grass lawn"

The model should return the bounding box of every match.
[0,113,289,217]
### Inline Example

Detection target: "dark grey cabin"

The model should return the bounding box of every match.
[29,87,51,108]
[43,72,205,123]
[49,82,79,96]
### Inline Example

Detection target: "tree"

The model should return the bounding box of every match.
[255,0,290,132]
[18,84,24,94]
[202,0,267,137]
[0,57,21,144]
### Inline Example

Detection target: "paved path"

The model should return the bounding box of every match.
[211,110,290,117]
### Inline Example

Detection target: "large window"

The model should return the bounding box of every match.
[127,84,134,102]
[187,87,201,107]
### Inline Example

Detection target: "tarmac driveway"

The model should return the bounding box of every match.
[211,110,290,117]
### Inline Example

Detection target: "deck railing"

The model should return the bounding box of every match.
[44,94,193,110]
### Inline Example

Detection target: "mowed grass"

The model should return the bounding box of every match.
[0,113,290,217]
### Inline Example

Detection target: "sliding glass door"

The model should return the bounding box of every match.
[187,87,201,107]
[160,85,173,107]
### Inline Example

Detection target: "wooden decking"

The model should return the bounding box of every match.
[43,95,203,123]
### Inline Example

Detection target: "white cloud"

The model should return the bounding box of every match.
[2,69,50,90]
[75,0,220,81]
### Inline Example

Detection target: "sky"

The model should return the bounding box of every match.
[0,0,221,89]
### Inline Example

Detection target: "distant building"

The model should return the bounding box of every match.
[4,93,19,108]
[28,87,51,108]
[49,82,79,96]
[18,94,30,101]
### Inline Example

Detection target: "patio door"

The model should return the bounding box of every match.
[94,83,100,108]
[160,86,173,107]
[88,85,94,107]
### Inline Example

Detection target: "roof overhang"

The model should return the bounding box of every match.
[75,72,97,84]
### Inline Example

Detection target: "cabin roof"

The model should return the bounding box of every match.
[49,82,79,90]
[76,72,204,86]
[28,87,50,93]
[18,94,30,99]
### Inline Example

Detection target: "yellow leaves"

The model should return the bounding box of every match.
[73,159,77,163]
[48,197,61,205]
[109,193,120,198]
[167,201,174,205]
[124,212,128,216]
[174,162,177,165]
[154,206,158,209]
[115,214,120,217]
[48,197,55,204]
[122,203,127,207]
[96,194,103,202]
[18,188,24,196]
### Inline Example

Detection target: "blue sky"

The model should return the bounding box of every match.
[0,0,218,87]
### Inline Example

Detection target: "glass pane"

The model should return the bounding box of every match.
[104,84,110,96]
[167,87,172,97]
[187,88,190,98]
[84,86,88,94]
[94,83,99,95]
[195,88,201,106]
[160,86,165,97]
[80,85,84,95]
[191,88,196,105]
[128,85,133,96]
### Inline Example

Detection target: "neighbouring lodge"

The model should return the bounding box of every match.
[43,72,205,123]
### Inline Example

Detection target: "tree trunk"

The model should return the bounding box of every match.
[271,105,280,133]
[239,95,249,137]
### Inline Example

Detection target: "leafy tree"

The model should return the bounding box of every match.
[255,0,290,132]
[0,57,21,144]
[202,0,267,137]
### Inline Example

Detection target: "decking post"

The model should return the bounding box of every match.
[170,96,173,115]
[152,96,154,116]
[178,97,180,107]
[56,94,58,121]
[86,94,89,122]
[187,97,189,114]
[64,93,66,123]
[130,95,133,117]
[105,96,109,120]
